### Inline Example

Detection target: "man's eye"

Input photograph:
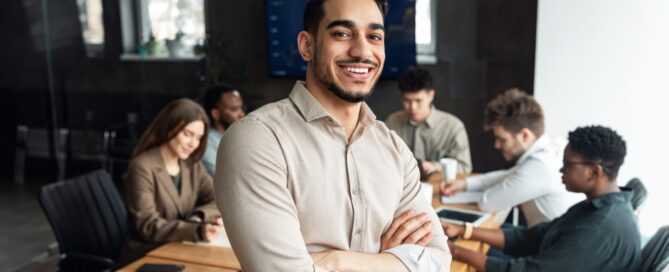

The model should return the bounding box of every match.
[334,32,350,38]
[369,34,383,41]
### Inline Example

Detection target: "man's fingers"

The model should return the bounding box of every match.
[416,231,434,246]
[382,210,414,240]
[403,220,433,244]
[392,212,429,242]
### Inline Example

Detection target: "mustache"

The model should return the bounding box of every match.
[336,58,379,68]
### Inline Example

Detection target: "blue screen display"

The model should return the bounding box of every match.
[265,0,416,78]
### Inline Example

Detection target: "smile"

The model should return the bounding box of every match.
[343,66,370,74]
[338,64,374,79]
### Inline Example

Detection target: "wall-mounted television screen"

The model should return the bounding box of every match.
[265,0,416,78]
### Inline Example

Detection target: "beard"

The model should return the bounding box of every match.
[218,118,232,130]
[312,48,379,103]
[505,139,526,164]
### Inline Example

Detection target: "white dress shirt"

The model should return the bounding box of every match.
[465,135,583,226]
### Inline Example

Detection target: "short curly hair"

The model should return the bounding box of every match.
[398,66,433,92]
[568,125,627,180]
[484,88,544,137]
[202,84,237,121]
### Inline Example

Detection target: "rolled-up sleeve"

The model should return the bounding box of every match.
[388,132,452,271]
[501,222,550,257]
[215,118,326,272]
[475,158,555,213]
[466,169,509,191]
[485,226,607,272]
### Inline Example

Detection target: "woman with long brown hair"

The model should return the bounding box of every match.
[120,98,222,263]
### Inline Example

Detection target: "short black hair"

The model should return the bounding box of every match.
[303,0,388,35]
[568,125,627,180]
[202,84,237,121]
[398,66,433,92]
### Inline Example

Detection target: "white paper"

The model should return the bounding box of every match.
[440,191,482,204]
[196,226,232,248]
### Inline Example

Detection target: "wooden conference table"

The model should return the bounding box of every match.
[120,172,500,272]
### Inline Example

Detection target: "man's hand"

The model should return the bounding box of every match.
[380,210,433,252]
[421,161,437,175]
[200,217,224,242]
[447,240,487,270]
[440,179,466,196]
[441,221,464,239]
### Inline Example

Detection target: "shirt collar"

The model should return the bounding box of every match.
[408,106,436,128]
[209,128,222,139]
[590,187,633,209]
[289,80,376,126]
[517,134,550,164]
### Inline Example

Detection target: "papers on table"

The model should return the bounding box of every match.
[185,226,232,248]
[441,191,482,204]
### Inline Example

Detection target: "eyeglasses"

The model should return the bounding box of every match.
[562,160,598,168]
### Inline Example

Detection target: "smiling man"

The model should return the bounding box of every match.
[215,0,451,271]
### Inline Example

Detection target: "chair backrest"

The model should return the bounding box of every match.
[38,170,127,262]
[640,226,669,272]
[626,177,648,211]
[67,129,111,161]
[16,125,68,159]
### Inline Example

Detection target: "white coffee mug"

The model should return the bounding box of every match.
[420,182,433,204]
[439,158,458,180]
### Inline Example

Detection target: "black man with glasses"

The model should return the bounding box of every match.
[441,125,641,272]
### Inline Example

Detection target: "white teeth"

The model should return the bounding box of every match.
[343,67,369,74]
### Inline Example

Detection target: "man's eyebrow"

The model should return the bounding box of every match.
[327,20,355,29]
[369,23,385,32]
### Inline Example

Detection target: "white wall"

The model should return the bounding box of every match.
[534,0,669,236]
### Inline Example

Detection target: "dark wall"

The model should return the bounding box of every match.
[210,0,538,172]
[0,0,536,181]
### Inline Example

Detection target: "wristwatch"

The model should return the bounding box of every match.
[463,222,474,240]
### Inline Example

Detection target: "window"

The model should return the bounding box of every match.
[76,0,105,57]
[416,0,437,63]
[119,0,205,59]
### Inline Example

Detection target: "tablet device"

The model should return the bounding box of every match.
[137,263,185,272]
[434,206,490,226]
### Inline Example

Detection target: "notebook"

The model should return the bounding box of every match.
[441,191,482,204]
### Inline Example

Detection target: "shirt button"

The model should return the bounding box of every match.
[355,229,362,235]
[352,187,359,195]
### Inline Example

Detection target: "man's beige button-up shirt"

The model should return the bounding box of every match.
[385,107,472,174]
[215,81,451,271]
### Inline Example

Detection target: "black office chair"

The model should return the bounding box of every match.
[38,170,127,271]
[626,177,647,211]
[640,226,669,272]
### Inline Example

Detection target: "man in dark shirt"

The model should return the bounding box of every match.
[442,125,641,271]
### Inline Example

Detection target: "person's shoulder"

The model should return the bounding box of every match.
[433,109,465,127]
[385,110,406,121]
[370,120,407,150]
[129,149,160,170]
[384,110,407,128]
[527,136,566,162]
[229,98,294,132]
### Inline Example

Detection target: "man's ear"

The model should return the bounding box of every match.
[519,128,537,144]
[427,89,436,102]
[591,164,604,180]
[210,108,220,121]
[297,31,314,61]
